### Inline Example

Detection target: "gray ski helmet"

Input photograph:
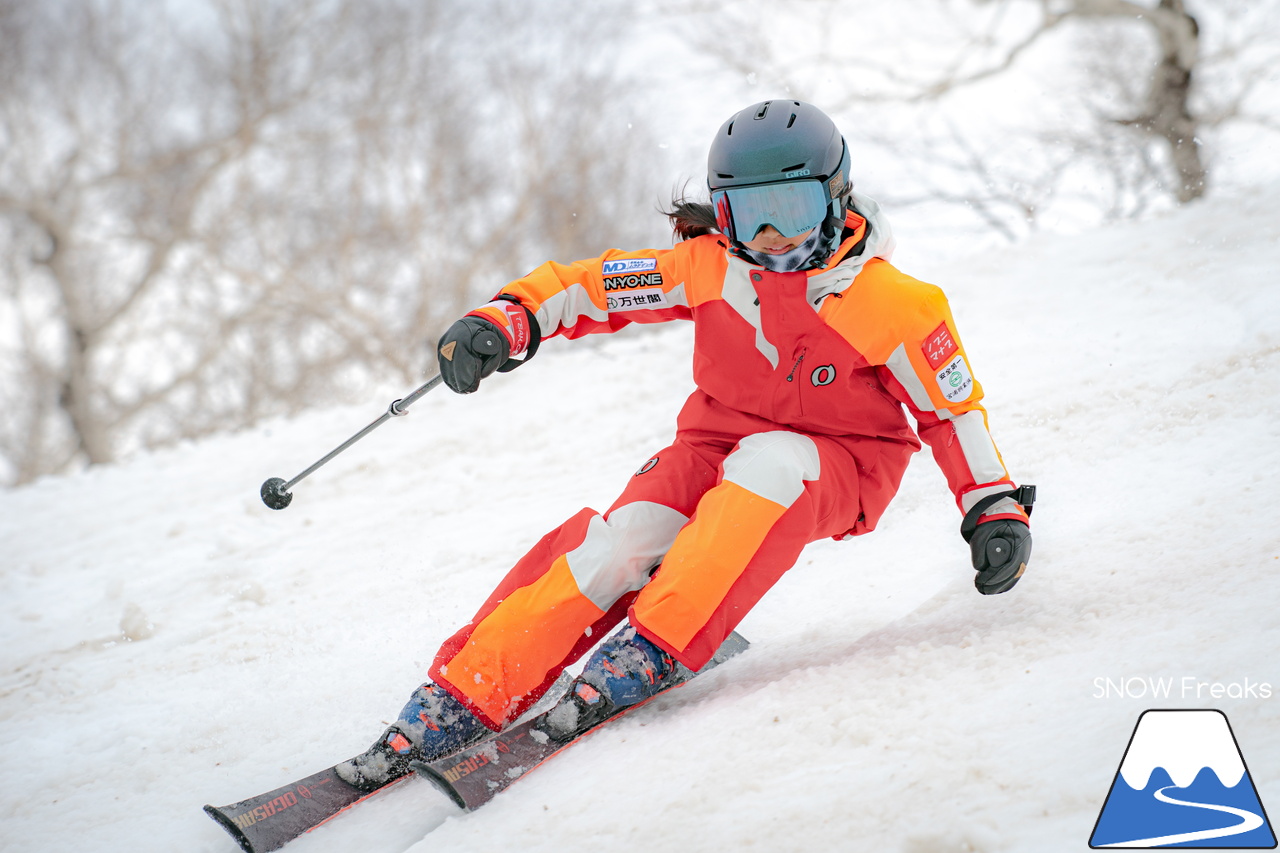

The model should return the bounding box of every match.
[708,101,852,265]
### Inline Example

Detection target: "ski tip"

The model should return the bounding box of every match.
[203,803,258,853]
[410,760,469,811]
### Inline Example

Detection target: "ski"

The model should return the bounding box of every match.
[203,756,405,853]
[204,673,573,852]
[413,631,749,811]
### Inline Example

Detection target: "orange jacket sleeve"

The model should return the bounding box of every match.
[489,238,727,340]
[831,259,1028,523]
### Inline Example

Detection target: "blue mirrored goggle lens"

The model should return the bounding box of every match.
[712,181,829,240]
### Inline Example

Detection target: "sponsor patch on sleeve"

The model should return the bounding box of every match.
[602,272,664,292]
[606,288,668,312]
[923,321,959,370]
[602,258,658,276]
[935,354,974,403]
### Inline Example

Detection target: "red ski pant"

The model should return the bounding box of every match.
[429,402,912,730]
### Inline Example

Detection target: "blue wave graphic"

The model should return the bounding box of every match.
[1091,766,1276,848]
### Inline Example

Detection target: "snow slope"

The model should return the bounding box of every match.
[2,182,1278,853]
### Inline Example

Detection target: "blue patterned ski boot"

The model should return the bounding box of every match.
[336,683,488,791]
[541,623,686,741]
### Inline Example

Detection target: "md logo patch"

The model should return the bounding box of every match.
[1090,709,1276,848]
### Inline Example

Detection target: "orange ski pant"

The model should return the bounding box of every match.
[428,410,910,730]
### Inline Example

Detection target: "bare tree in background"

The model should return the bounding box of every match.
[903,0,1208,203]
[661,0,1280,238]
[0,0,664,485]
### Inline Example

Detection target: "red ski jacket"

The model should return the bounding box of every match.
[471,196,1027,530]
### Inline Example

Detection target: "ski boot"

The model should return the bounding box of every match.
[541,623,688,742]
[335,682,488,791]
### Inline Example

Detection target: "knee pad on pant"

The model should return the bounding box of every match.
[721,431,821,508]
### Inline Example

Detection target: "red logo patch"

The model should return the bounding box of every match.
[497,301,530,358]
[923,322,958,370]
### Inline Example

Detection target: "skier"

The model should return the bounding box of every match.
[338,100,1034,789]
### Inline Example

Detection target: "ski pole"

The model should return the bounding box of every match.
[259,374,444,510]
[260,326,503,510]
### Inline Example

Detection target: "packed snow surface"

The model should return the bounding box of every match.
[2,183,1278,853]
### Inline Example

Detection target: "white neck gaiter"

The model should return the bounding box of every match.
[741,227,826,273]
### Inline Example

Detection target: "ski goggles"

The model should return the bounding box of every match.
[711,179,831,242]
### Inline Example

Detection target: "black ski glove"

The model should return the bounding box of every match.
[437,316,509,394]
[968,518,1032,595]
[437,298,541,394]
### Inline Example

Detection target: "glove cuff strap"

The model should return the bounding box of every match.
[467,299,532,358]
[960,484,1036,543]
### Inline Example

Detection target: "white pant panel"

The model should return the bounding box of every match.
[720,431,822,508]
[565,501,690,612]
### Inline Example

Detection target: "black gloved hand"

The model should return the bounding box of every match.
[437,316,509,394]
[968,518,1032,595]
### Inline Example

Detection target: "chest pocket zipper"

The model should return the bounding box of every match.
[786,349,807,383]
